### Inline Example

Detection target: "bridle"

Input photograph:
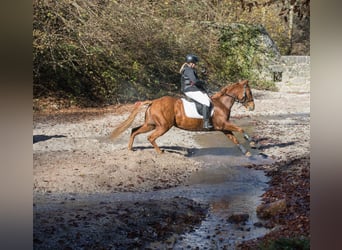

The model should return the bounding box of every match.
[223,84,251,104]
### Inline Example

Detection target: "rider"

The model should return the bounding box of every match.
[179,54,213,129]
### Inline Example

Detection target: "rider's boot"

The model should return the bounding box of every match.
[202,105,213,129]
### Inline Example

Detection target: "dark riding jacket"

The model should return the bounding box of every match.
[180,64,206,93]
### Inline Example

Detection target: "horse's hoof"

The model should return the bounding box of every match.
[250,141,260,149]
[245,151,252,157]
[252,142,260,149]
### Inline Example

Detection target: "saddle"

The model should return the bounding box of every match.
[181,96,213,119]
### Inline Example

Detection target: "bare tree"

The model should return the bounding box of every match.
[239,0,310,54]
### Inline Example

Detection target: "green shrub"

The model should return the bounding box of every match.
[217,23,279,90]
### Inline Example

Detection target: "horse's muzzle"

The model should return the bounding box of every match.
[246,102,255,111]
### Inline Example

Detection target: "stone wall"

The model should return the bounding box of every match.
[270,56,310,93]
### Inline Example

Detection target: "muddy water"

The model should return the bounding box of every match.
[35,118,274,249]
[161,120,272,249]
[169,119,274,249]
[106,118,274,249]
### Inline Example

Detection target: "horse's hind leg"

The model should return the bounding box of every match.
[147,126,171,154]
[128,123,155,151]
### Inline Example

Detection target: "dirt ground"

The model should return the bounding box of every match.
[33,84,310,249]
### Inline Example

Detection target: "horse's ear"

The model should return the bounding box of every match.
[240,79,248,85]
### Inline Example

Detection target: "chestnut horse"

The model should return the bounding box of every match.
[109,80,258,156]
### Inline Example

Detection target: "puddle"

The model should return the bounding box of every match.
[104,118,273,248]
[35,117,275,249]
[254,113,310,120]
[167,120,274,249]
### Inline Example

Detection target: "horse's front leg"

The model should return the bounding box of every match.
[224,131,251,157]
[221,121,259,149]
[242,132,259,149]
[220,120,260,156]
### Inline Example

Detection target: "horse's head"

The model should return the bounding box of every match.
[220,80,255,111]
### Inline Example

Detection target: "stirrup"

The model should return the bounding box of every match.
[203,120,213,129]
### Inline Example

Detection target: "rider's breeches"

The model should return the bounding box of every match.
[184,91,211,107]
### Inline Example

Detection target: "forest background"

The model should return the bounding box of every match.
[33,0,310,109]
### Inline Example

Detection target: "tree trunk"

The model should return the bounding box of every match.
[287,0,294,54]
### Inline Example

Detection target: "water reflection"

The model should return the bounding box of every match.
[170,119,274,249]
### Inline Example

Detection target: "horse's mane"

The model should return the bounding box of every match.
[211,84,235,99]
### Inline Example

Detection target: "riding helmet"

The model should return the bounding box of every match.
[185,54,199,64]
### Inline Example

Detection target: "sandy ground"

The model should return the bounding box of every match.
[33,90,309,194]
[33,83,310,249]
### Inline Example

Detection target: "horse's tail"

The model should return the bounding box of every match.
[109,100,152,140]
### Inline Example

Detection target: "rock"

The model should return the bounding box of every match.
[253,222,263,227]
[227,213,249,224]
[218,23,281,82]
[256,199,287,219]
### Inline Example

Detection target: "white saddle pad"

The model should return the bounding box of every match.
[181,98,214,119]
